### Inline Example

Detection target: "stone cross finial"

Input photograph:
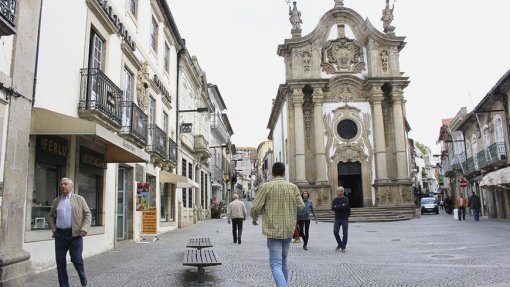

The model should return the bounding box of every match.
[337,24,346,38]
[334,0,344,8]
[381,0,396,34]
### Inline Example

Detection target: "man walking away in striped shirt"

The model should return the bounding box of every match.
[251,162,305,287]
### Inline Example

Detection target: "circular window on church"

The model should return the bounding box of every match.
[337,119,358,140]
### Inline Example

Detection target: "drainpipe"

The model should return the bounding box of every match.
[32,0,43,106]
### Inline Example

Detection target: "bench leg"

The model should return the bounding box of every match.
[197,266,205,284]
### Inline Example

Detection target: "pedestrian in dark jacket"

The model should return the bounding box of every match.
[468,191,482,221]
[331,186,350,252]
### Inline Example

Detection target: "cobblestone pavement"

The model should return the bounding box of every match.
[26,201,510,287]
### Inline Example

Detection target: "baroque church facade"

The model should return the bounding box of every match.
[267,0,414,209]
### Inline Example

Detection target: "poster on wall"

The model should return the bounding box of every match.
[142,208,157,235]
[136,182,149,211]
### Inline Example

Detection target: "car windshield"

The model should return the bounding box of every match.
[421,198,435,204]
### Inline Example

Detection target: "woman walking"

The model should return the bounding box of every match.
[297,190,318,250]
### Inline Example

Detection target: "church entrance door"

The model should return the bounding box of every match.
[338,162,363,208]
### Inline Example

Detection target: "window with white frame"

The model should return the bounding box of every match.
[454,131,464,156]
[466,139,471,158]
[494,115,504,143]
[163,111,168,134]
[472,133,478,161]
[164,43,170,72]
[89,31,104,70]
[127,0,136,17]
[122,67,134,130]
[151,17,158,52]
[483,125,490,148]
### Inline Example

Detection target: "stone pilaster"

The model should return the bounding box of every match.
[369,87,388,181]
[313,90,328,183]
[392,87,409,180]
[0,1,40,285]
[292,91,307,184]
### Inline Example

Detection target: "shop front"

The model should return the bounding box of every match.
[25,108,150,271]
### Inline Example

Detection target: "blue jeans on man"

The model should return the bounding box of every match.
[334,219,349,250]
[473,208,480,221]
[267,237,292,287]
[55,229,87,287]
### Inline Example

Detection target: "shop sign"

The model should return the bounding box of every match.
[142,208,157,235]
[37,136,68,157]
[80,148,106,169]
[96,0,136,51]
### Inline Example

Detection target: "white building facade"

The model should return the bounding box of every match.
[22,0,201,272]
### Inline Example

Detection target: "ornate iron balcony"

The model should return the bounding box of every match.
[0,0,16,32]
[147,124,167,159]
[79,68,123,128]
[119,101,148,145]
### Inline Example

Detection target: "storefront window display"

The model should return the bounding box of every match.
[31,136,67,230]
[78,146,105,226]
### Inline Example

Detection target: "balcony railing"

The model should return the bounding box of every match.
[462,157,476,174]
[168,137,177,165]
[488,142,506,162]
[79,68,123,127]
[477,149,487,167]
[119,101,147,145]
[1,0,16,27]
[147,125,167,158]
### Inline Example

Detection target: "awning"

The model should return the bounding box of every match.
[480,166,510,187]
[31,108,149,163]
[159,170,199,188]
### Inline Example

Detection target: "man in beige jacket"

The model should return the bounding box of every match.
[227,193,247,244]
[49,177,91,287]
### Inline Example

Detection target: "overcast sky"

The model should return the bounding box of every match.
[168,0,510,153]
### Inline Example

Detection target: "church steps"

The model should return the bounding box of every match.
[314,207,416,223]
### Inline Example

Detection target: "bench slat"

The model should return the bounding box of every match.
[183,249,222,267]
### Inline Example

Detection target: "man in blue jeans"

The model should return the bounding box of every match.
[49,178,91,287]
[251,162,304,287]
[332,186,350,252]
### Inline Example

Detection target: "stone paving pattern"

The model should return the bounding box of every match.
[26,201,510,287]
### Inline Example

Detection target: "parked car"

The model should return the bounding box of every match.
[421,197,439,215]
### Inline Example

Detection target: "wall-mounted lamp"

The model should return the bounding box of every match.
[209,144,228,149]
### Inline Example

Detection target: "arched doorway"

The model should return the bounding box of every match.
[337,161,363,208]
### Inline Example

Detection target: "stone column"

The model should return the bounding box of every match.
[292,91,307,184]
[0,1,40,285]
[392,87,409,180]
[313,90,327,183]
[369,87,388,180]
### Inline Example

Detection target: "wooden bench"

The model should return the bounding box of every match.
[183,249,222,284]
[186,237,213,250]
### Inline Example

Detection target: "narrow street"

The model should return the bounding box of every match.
[26,201,510,287]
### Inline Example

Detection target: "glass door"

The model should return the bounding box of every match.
[117,167,128,240]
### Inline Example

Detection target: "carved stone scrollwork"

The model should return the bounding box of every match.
[332,142,367,163]
[321,25,365,74]
[379,186,391,203]
[334,84,354,103]
[302,51,311,72]
[382,98,392,140]
[380,50,389,72]
[401,186,413,202]
[304,108,312,145]
[136,62,150,113]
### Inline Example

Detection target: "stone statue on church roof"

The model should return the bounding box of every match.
[381,0,396,34]
[289,1,302,30]
[334,0,344,8]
